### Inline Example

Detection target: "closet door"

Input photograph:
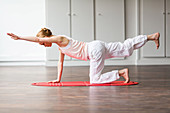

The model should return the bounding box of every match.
[46,0,71,60]
[71,0,94,60]
[71,0,94,42]
[142,0,165,57]
[166,0,170,57]
[95,0,125,43]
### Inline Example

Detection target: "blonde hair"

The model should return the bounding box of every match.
[36,28,52,37]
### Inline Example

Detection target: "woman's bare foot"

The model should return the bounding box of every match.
[147,32,160,49]
[118,68,130,83]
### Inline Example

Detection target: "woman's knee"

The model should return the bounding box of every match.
[90,75,101,83]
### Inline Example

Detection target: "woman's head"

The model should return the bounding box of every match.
[36,28,52,38]
[37,28,53,47]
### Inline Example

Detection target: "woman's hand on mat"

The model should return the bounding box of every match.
[48,79,60,83]
[7,33,20,40]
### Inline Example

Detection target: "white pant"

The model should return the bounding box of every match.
[87,35,148,83]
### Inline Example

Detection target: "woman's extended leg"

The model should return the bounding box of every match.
[105,32,160,58]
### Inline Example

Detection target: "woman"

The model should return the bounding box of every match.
[7,28,160,84]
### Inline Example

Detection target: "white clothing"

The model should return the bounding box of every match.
[58,35,88,61]
[87,35,148,83]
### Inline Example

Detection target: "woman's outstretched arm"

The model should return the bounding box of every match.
[7,33,40,42]
[7,33,56,43]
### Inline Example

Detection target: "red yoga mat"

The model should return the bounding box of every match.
[32,81,138,87]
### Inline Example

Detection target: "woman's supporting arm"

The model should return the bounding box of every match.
[57,50,65,82]
[48,49,65,83]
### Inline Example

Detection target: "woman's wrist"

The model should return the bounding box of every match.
[56,78,60,82]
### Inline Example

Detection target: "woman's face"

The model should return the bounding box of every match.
[39,42,52,47]
[38,36,52,47]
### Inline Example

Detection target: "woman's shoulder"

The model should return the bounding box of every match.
[56,35,71,40]
[51,35,70,42]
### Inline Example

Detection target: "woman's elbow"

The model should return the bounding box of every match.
[36,37,41,42]
[58,61,63,65]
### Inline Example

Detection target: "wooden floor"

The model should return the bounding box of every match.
[0,65,170,113]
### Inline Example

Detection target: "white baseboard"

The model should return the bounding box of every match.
[0,56,45,61]
[0,61,45,66]
[1,58,170,66]
[46,59,135,67]
[0,56,46,66]
[137,58,170,65]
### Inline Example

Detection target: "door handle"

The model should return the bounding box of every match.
[72,13,76,16]
[98,13,102,16]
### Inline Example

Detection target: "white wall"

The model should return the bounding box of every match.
[124,0,137,63]
[0,0,46,65]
